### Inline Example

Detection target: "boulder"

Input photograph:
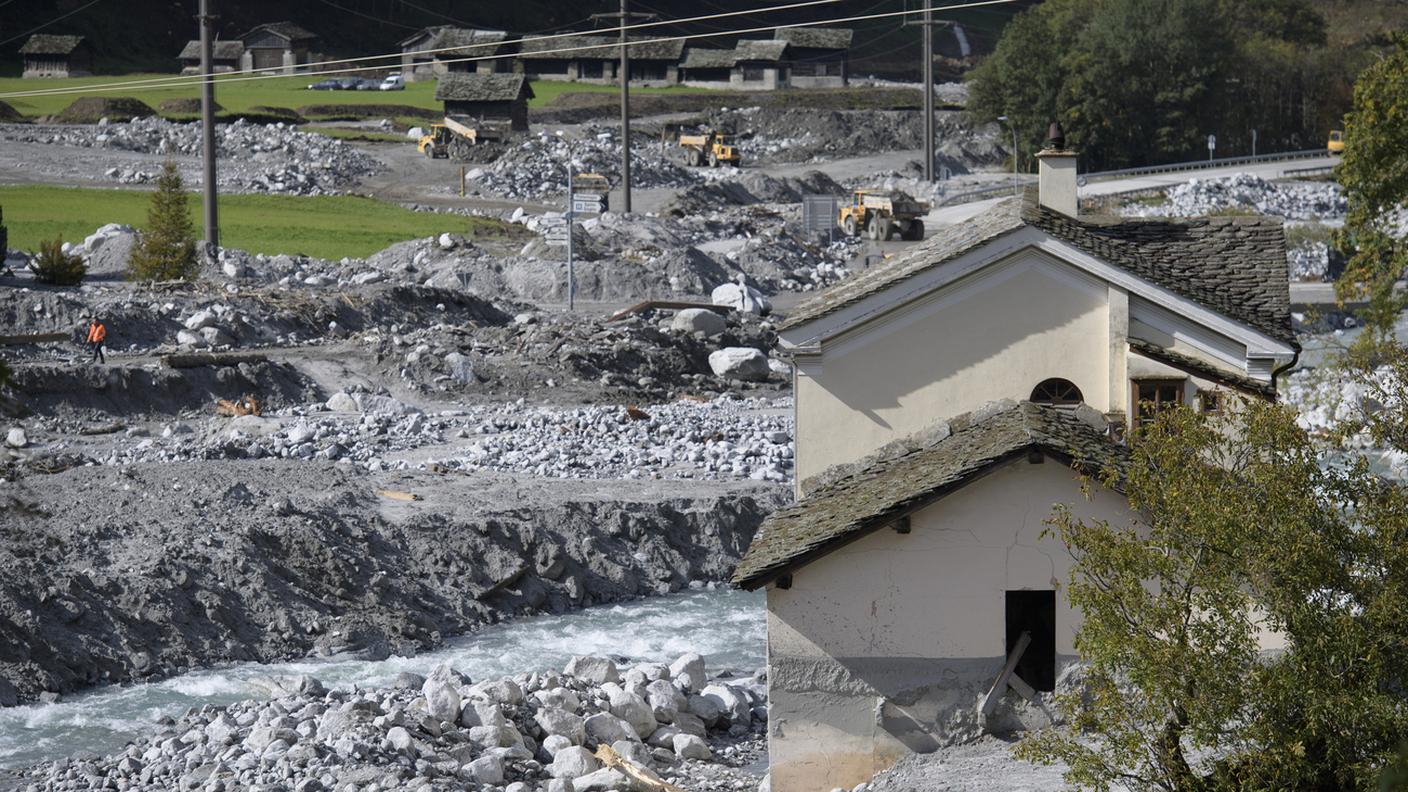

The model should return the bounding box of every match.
[200,326,235,347]
[175,329,208,348]
[670,308,726,337]
[686,694,726,728]
[565,655,620,685]
[701,683,752,724]
[708,347,770,381]
[421,665,463,723]
[571,769,631,791]
[549,746,600,779]
[710,280,770,315]
[325,392,358,412]
[463,754,504,784]
[535,707,586,745]
[669,653,707,692]
[607,689,657,740]
[672,733,711,761]
[584,712,638,745]
[184,310,218,331]
[83,224,140,278]
[386,726,413,752]
[5,428,27,448]
[353,392,420,415]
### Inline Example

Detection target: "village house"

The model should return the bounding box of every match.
[733,127,1298,792]
[177,40,244,75]
[515,34,683,86]
[774,26,852,87]
[19,34,94,78]
[679,40,790,89]
[399,26,512,81]
[238,22,319,73]
[435,72,533,132]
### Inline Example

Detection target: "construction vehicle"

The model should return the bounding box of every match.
[418,116,509,159]
[838,189,928,241]
[1327,129,1345,155]
[678,130,741,168]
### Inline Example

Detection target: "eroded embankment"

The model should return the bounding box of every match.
[0,460,787,705]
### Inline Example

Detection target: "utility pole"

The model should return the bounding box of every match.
[591,4,654,215]
[197,0,219,258]
[906,4,947,183]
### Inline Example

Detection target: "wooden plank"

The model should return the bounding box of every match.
[607,300,731,323]
[0,332,68,346]
[161,352,268,369]
[981,631,1031,716]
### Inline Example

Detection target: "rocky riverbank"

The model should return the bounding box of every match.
[0,460,787,706]
[2,652,766,792]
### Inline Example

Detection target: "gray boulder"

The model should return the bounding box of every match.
[670,308,726,337]
[549,746,600,778]
[564,655,620,685]
[708,347,770,381]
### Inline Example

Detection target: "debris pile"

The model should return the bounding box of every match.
[1124,173,1346,220]
[1287,240,1329,282]
[14,655,767,792]
[0,118,382,194]
[468,126,699,200]
[706,107,1004,166]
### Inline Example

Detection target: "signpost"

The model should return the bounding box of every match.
[1207,133,1216,161]
[545,168,610,311]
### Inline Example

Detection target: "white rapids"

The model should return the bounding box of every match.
[0,588,765,769]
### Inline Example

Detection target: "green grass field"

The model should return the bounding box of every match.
[0,185,516,260]
[0,73,713,119]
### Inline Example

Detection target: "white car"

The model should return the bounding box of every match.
[378,75,405,91]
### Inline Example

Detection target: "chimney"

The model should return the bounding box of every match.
[1035,121,1078,217]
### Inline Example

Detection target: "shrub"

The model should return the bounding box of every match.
[31,237,86,285]
[0,204,8,256]
[128,160,199,282]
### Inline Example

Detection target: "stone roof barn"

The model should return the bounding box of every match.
[239,21,319,73]
[435,73,534,131]
[177,40,245,75]
[20,34,93,78]
[773,26,852,87]
[735,131,1298,791]
[516,34,683,85]
[400,26,512,80]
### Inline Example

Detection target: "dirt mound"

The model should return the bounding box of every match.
[236,105,305,124]
[298,103,439,121]
[663,170,847,215]
[56,96,157,124]
[158,97,222,115]
[0,100,24,123]
[8,358,319,418]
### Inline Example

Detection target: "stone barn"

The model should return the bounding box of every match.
[774,26,852,87]
[679,41,789,90]
[515,34,681,86]
[20,34,93,78]
[733,130,1299,791]
[239,22,319,73]
[177,40,244,75]
[399,26,512,81]
[435,73,533,132]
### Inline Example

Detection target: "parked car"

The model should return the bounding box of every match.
[378,74,405,91]
[307,78,342,90]
[336,77,363,90]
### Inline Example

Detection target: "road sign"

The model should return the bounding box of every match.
[543,217,570,247]
[571,193,606,215]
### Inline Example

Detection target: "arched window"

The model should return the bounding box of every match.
[1030,378,1083,407]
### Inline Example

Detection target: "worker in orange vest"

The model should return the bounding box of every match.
[86,317,107,364]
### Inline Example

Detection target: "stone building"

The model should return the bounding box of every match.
[177,40,245,75]
[515,34,683,86]
[19,34,93,78]
[679,40,789,89]
[238,22,319,73]
[435,73,533,132]
[399,26,512,81]
[733,132,1298,791]
[774,26,852,87]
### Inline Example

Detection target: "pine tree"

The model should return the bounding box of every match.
[32,237,86,285]
[128,160,198,281]
[0,204,9,257]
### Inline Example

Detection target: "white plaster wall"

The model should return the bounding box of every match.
[766,459,1134,791]
[795,251,1111,483]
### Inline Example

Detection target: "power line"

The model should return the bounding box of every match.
[314,0,422,31]
[0,0,105,47]
[0,0,846,99]
[0,0,1019,101]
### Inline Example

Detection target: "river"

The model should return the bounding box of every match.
[0,588,765,769]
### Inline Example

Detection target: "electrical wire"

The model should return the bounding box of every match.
[314,0,423,31]
[0,0,1018,100]
[0,0,105,47]
[0,0,847,98]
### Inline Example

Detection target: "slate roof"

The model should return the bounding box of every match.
[241,22,318,43]
[732,401,1130,589]
[774,26,853,50]
[680,47,738,69]
[435,72,532,102]
[779,194,1296,346]
[19,34,84,55]
[519,34,682,61]
[1127,337,1277,398]
[178,40,245,60]
[418,27,509,57]
[732,39,789,62]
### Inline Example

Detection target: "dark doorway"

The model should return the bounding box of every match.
[1005,590,1056,692]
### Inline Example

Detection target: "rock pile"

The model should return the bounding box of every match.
[705,107,1003,166]
[14,654,766,792]
[1124,173,1346,220]
[467,126,699,200]
[0,118,381,195]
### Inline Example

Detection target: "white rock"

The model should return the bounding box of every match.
[708,347,770,381]
[5,428,27,449]
[421,665,463,723]
[200,326,235,347]
[549,745,600,778]
[565,655,620,685]
[464,754,504,784]
[584,712,638,745]
[669,653,707,692]
[386,726,413,752]
[352,392,420,415]
[673,733,711,761]
[701,683,751,723]
[183,310,217,330]
[607,689,657,740]
[175,329,208,348]
[710,280,770,315]
[406,127,426,140]
[438,233,455,250]
[535,708,586,745]
[670,307,727,337]
[571,769,632,791]
[325,392,358,412]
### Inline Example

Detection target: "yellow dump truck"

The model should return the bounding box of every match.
[678,131,740,168]
[1327,130,1344,155]
[838,190,928,241]
[418,116,508,159]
